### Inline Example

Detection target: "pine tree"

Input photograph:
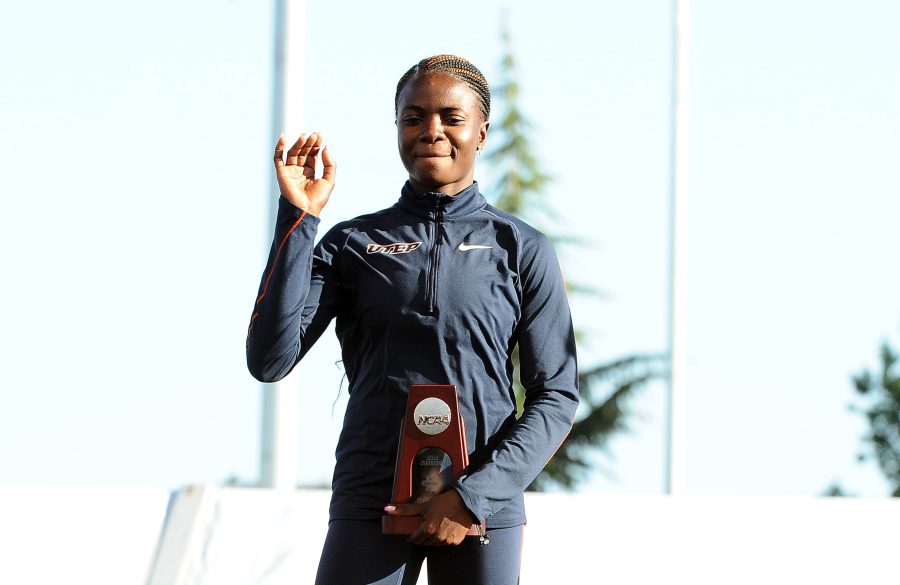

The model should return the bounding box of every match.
[852,336,900,497]
[486,20,666,490]
[486,26,551,220]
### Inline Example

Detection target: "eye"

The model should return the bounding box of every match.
[400,116,421,126]
[444,116,465,126]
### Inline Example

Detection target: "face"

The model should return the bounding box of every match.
[396,73,489,196]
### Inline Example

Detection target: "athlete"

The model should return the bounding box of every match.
[247,55,579,585]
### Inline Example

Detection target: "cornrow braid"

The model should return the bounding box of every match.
[395,54,491,121]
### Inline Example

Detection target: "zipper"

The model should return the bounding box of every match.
[426,197,445,314]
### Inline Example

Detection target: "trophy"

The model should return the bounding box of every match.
[382,384,484,536]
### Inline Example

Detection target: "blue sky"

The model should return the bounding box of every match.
[1,0,897,497]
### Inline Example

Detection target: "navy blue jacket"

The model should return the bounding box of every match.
[246,182,579,528]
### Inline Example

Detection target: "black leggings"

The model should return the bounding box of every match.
[314,520,523,585]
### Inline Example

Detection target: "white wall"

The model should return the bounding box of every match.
[0,485,170,585]
[1,486,898,584]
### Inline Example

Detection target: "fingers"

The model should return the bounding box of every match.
[273,134,286,168]
[275,131,335,189]
[277,132,332,176]
[321,144,336,183]
[286,132,318,166]
[385,502,431,544]
[302,132,324,180]
[285,133,308,165]
[275,133,313,168]
[409,518,465,546]
[384,503,425,517]
[410,522,440,545]
[387,498,468,546]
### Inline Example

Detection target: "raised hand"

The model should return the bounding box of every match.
[273,132,336,216]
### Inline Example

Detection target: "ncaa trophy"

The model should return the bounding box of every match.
[382,384,484,536]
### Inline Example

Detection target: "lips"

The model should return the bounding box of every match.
[414,152,451,158]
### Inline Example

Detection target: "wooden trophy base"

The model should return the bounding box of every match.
[382,514,483,536]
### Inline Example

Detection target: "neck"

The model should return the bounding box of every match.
[407,177,475,197]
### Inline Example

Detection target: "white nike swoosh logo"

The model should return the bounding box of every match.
[458,243,492,251]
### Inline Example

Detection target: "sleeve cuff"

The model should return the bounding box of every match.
[277,195,322,227]
[452,479,486,523]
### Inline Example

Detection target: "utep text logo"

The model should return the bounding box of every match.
[366,241,422,255]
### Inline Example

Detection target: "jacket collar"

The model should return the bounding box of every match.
[397,181,487,219]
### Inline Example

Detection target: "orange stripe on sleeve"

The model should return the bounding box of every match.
[246,210,307,338]
[255,210,307,307]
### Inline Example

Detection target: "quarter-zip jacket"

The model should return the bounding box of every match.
[247,182,579,528]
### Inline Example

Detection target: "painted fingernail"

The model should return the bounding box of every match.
[384,505,396,512]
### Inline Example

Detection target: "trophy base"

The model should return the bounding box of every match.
[382,515,483,536]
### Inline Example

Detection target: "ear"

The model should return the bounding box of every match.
[477,121,490,151]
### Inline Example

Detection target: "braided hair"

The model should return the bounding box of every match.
[394,55,491,121]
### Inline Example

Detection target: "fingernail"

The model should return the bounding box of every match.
[384,505,396,512]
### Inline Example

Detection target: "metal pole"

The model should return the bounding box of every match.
[664,0,690,496]
[260,0,305,490]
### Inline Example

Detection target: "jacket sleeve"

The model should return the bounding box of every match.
[246,196,344,383]
[453,231,580,521]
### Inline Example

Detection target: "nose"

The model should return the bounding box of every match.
[420,115,444,142]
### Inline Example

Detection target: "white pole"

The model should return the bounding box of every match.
[665,0,690,496]
[260,0,306,490]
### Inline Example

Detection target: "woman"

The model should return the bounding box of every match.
[247,55,578,585]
